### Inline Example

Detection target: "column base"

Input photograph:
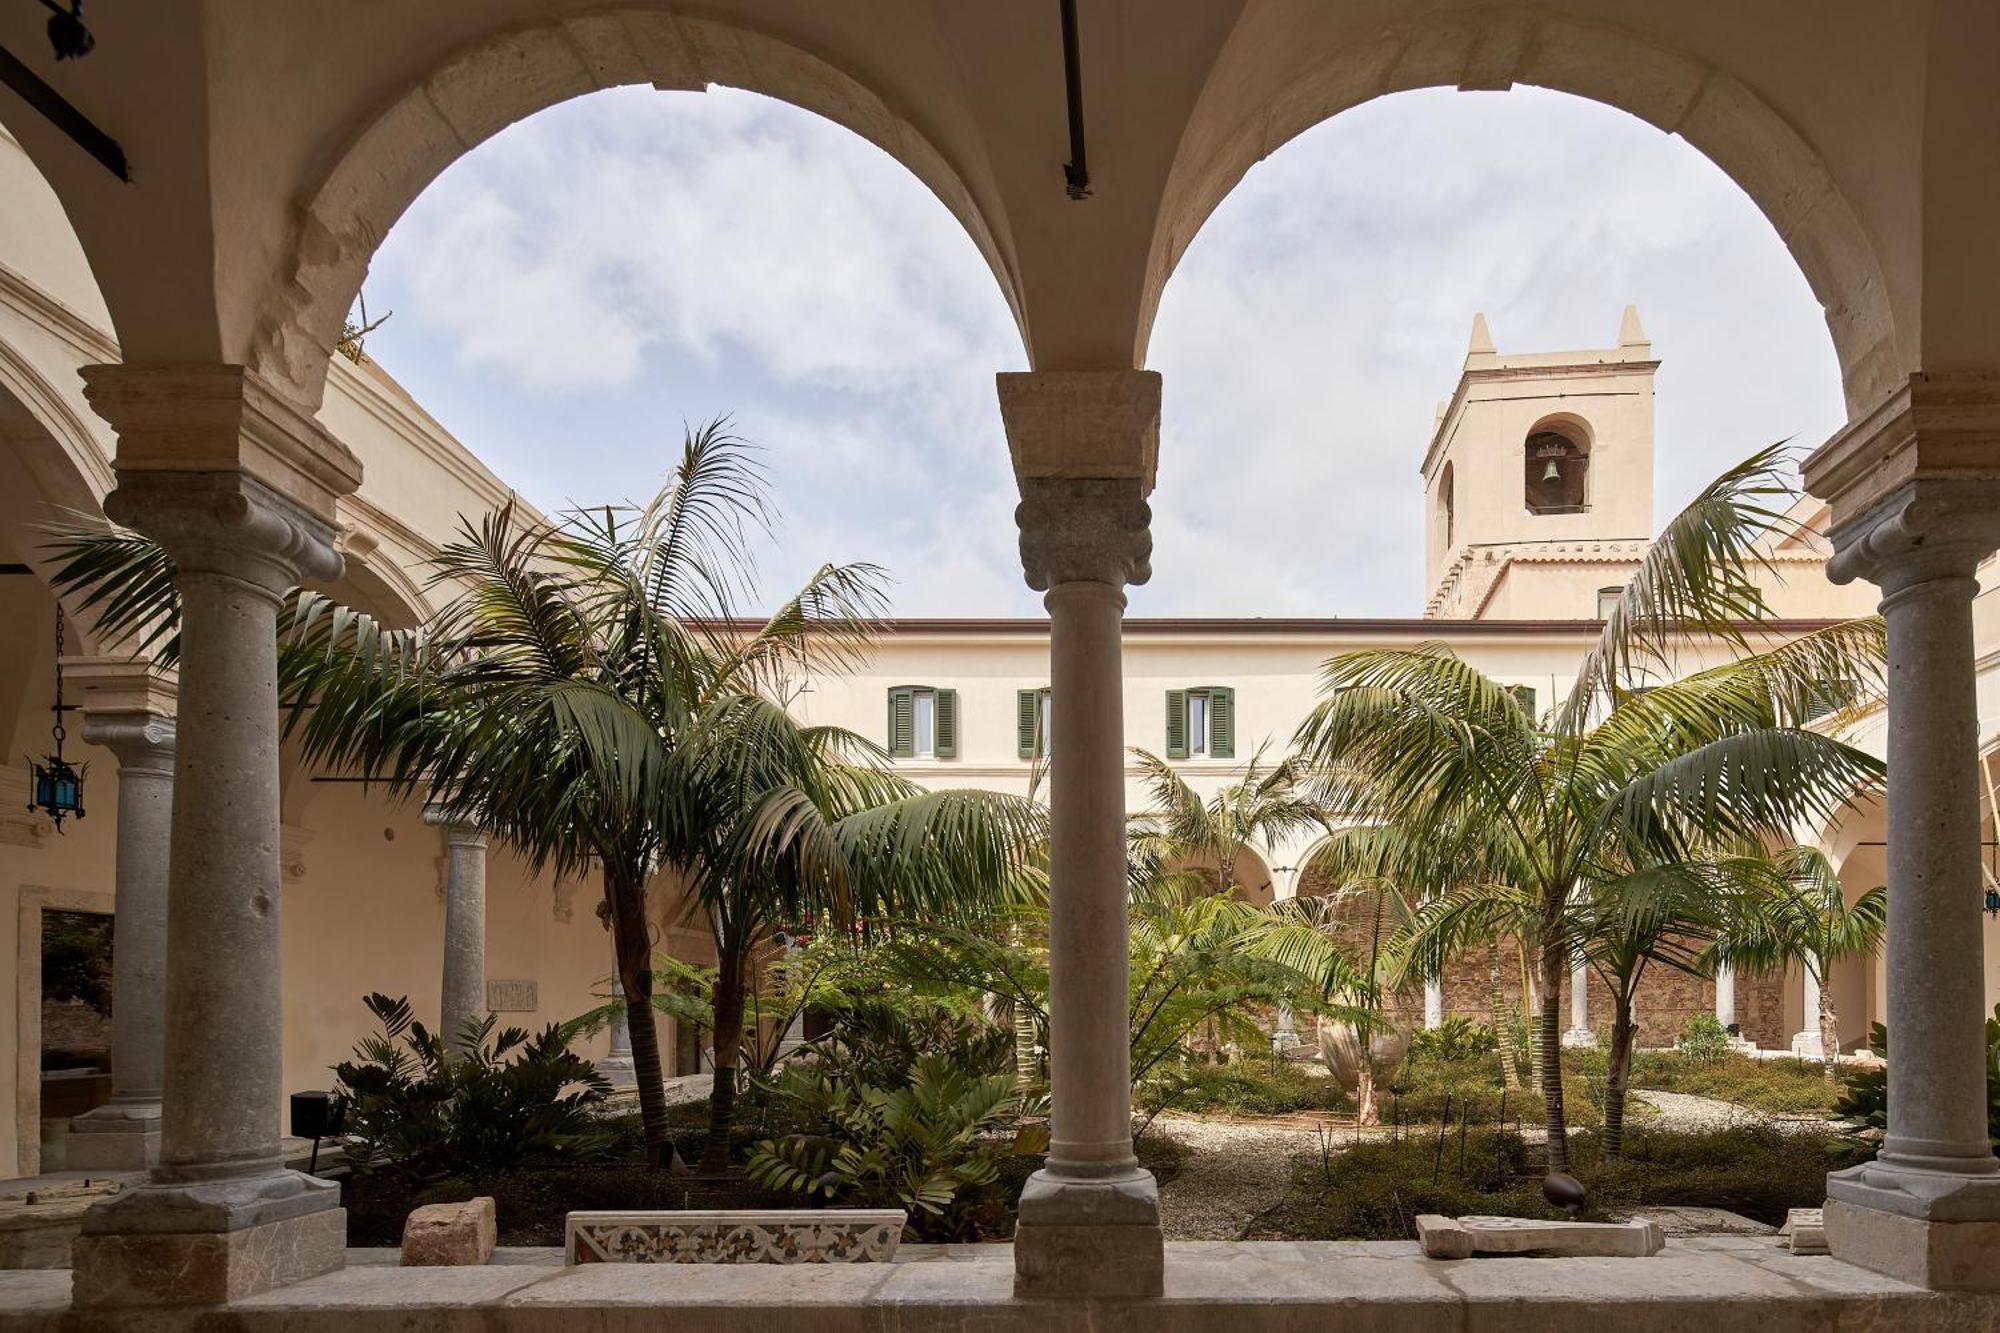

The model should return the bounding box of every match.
[72,1170,344,1307]
[65,1102,163,1172]
[594,1056,637,1088]
[1824,1161,2000,1291]
[1560,1028,1597,1049]
[1012,1169,1163,1298]
[1790,1031,1826,1059]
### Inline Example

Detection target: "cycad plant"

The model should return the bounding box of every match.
[1293,449,1886,1169]
[1708,844,1887,1079]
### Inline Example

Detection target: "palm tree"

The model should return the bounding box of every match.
[1127,746,1327,902]
[1708,844,1887,1080]
[45,424,994,1168]
[1564,861,1745,1157]
[665,690,1043,1170]
[1293,448,1887,1169]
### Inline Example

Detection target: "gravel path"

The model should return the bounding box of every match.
[1152,1114,1319,1240]
[1630,1088,1776,1129]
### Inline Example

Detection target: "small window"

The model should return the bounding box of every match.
[1166,687,1235,760]
[1596,586,1622,620]
[888,686,957,759]
[1017,687,1053,759]
[1505,684,1537,717]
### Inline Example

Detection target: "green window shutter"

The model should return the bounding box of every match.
[935,689,958,758]
[887,687,915,758]
[1207,686,1235,759]
[1506,684,1536,717]
[1017,689,1040,759]
[1165,689,1189,760]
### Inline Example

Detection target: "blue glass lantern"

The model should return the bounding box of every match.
[26,609,84,832]
[1987,884,2000,920]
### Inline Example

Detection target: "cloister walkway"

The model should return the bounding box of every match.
[0,1240,1990,1332]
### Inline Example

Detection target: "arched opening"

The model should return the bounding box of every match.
[1438,460,1456,550]
[1524,419,1590,515]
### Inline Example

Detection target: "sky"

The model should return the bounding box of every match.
[358,83,1846,619]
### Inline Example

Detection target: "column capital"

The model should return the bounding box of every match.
[1822,477,2000,594]
[1016,477,1152,592]
[103,471,343,599]
[82,362,362,523]
[998,370,1160,490]
[1805,373,2000,589]
[66,657,177,769]
[424,803,488,848]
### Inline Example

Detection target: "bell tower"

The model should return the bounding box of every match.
[1421,307,1659,618]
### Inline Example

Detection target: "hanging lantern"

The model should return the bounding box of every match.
[1986,885,2000,919]
[26,608,85,831]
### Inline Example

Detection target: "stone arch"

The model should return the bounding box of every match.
[0,358,117,658]
[255,9,1025,408]
[1523,413,1592,515]
[1143,8,1900,414]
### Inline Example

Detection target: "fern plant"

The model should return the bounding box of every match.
[333,992,616,1181]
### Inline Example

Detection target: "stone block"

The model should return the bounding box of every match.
[1012,1221,1166,1297]
[1417,1214,1665,1258]
[402,1196,496,1266]
[70,1204,346,1306]
[1779,1207,1827,1255]
[1825,1198,2000,1291]
[565,1209,904,1264]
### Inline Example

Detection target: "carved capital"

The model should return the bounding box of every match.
[1824,478,2000,594]
[424,804,488,849]
[103,470,342,600]
[1016,478,1153,591]
[80,710,177,775]
[82,362,362,522]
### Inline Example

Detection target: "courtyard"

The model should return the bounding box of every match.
[2,1,2000,1328]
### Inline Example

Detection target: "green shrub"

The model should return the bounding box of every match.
[1632,1050,1841,1116]
[333,993,616,1181]
[1407,1017,1499,1066]
[1140,1059,1350,1118]
[746,1053,1046,1240]
[1676,1012,1732,1064]
[1836,1006,2000,1150]
[1262,1122,1872,1240]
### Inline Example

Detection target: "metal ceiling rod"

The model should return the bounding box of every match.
[1059,0,1089,199]
[0,40,126,180]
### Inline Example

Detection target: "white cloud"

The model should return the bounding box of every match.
[363,84,1844,619]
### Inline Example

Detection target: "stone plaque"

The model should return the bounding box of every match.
[486,979,538,1012]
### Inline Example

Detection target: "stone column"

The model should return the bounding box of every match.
[1002,370,1162,1298]
[1805,378,2000,1290]
[64,662,176,1171]
[72,364,361,1308]
[425,809,487,1055]
[1423,978,1444,1030]
[1791,964,1826,1058]
[1714,963,1737,1030]
[599,1009,639,1086]
[1561,959,1595,1047]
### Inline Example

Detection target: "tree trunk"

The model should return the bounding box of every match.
[1603,993,1636,1161]
[1537,938,1571,1171]
[1817,978,1841,1083]
[1490,943,1522,1091]
[606,866,677,1171]
[700,939,749,1173]
[1356,1065,1379,1127]
[1013,1001,1039,1088]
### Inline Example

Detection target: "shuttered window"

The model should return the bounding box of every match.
[1017,687,1052,759]
[887,686,957,759]
[1505,684,1537,717]
[1165,686,1235,760]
